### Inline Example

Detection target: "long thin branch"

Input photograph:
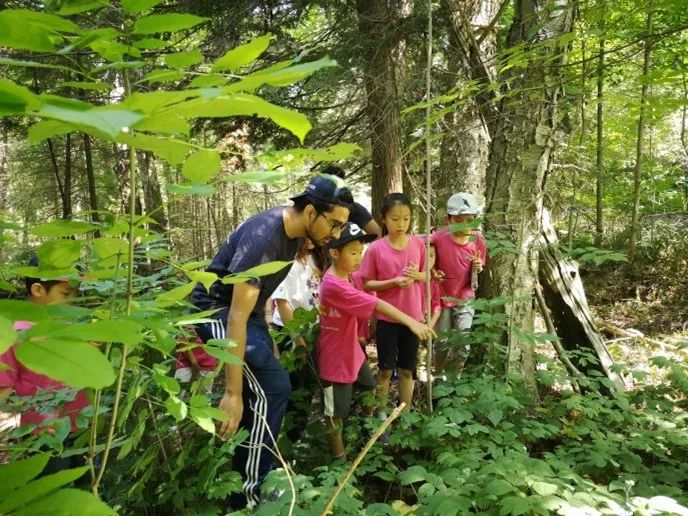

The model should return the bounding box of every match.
[320,403,406,516]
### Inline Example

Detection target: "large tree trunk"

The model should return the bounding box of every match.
[0,122,8,213]
[355,0,410,219]
[138,151,168,233]
[63,133,72,219]
[595,9,606,246]
[628,5,654,264]
[481,0,575,400]
[439,0,501,205]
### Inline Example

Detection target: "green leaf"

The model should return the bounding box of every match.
[0,300,50,322]
[499,495,530,516]
[224,170,286,184]
[154,281,195,307]
[530,481,558,496]
[133,13,208,35]
[189,394,209,408]
[190,405,227,421]
[28,120,75,143]
[0,57,74,73]
[182,150,221,183]
[220,261,292,284]
[0,316,17,354]
[486,479,517,496]
[36,240,81,269]
[166,183,216,196]
[399,465,427,485]
[225,56,335,93]
[0,79,42,116]
[117,133,192,164]
[187,270,218,291]
[122,0,165,14]
[0,467,90,513]
[142,69,184,85]
[487,408,503,426]
[165,395,188,421]
[0,12,56,52]
[212,33,272,72]
[133,38,167,49]
[204,339,242,366]
[258,143,360,168]
[57,0,109,15]
[50,320,144,347]
[190,75,227,88]
[38,104,143,139]
[0,453,48,498]
[15,488,116,516]
[15,338,115,389]
[32,220,97,237]
[133,113,189,136]
[165,49,204,69]
[1,9,81,34]
[61,81,110,91]
[92,237,127,262]
[153,371,180,394]
[169,92,311,142]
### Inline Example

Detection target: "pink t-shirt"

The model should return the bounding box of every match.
[175,334,219,371]
[317,272,379,383]
[0,321,90,433]
[358,235,426,322]
[431,229,487,306]
[351,271,375,340]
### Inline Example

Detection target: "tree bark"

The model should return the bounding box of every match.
[138,151,168,233]
[63,133,72,219]
[47,138,67,217]
[354,0,411,219]
[628,5,653,264]
[481,0,575,400]
[0,122,8,213]
[83,133,101,235]
[439,0,500,205]
[595,12,605,246]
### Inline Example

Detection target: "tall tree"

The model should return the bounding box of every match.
[354,0,411,218]
[595,14,605,247]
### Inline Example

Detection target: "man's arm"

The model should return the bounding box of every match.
[218,281,260,438]
[363,219,382,237]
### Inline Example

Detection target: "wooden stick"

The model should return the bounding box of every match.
[320,403,406,516]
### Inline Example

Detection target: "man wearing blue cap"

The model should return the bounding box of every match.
[190,174,353,508]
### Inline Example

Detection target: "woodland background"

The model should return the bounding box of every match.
[0,0,687,514]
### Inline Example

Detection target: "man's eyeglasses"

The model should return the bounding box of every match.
[316,210,347,234]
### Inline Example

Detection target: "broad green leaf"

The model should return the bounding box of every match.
[16,488,116,516]
[499,495,530,516]
[169,93,311,142]
[61,81,110,91]
[13,266,78,281]
[0,316,17,354]
[142,69,184,85]
[133,37,167,49]
[133,13,208,35]
[49,320,144,347]
[486,479,517,496]
[224,56,335,93]
[154,281,195,307]
[92,237,127,262]
[90,39,135,62]
[166,183,216,196]
[165,395,188,421]
[220,261,292,284]
[486,408,503,426]
[59,27,119,54]
[224,171,286,184]
[190,405,227,421]
[117,133,193,164]
[35,240,81,269]
[258,143,360,168]
[57,0,109,15]
[165,50,204,69]
[122,90,200,114]
[15,338,116,389]
[0,57,74,72]
[0,79,41,116]
[204,342,242,366]
[0,453,49,498]
[153,370,180,394]
[28,120,75,143]
[32,220,97,237]
[189,394,209,408]
[122,0,165,14]
[37,103,143,138]
[190,412,215,433]
[133,113,189,136]
[0,467,90,513]
[399,465,427,485]
[187,270,218,291]
[0,12,56,52]
[190,75,227,88]
[0,9,81,34]
[529,481,558,496]
[212,34,272,72]
[182,150,221,183]
[0,300,50,322]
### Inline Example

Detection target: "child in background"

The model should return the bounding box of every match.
[0,259,88,476]
[431,192,487,374]
[317,223,435,458]
[174,332,218,396]
[358,194,427,417]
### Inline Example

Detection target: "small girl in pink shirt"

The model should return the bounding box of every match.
[358,194,427,417]
[317,223,435,458]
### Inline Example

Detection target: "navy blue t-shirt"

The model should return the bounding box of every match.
[191,206,299,321]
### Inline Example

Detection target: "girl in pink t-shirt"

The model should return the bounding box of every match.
[317,222,435,458]
[358,194,427,417]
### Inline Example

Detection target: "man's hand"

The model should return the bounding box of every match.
[218,392,243,438]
